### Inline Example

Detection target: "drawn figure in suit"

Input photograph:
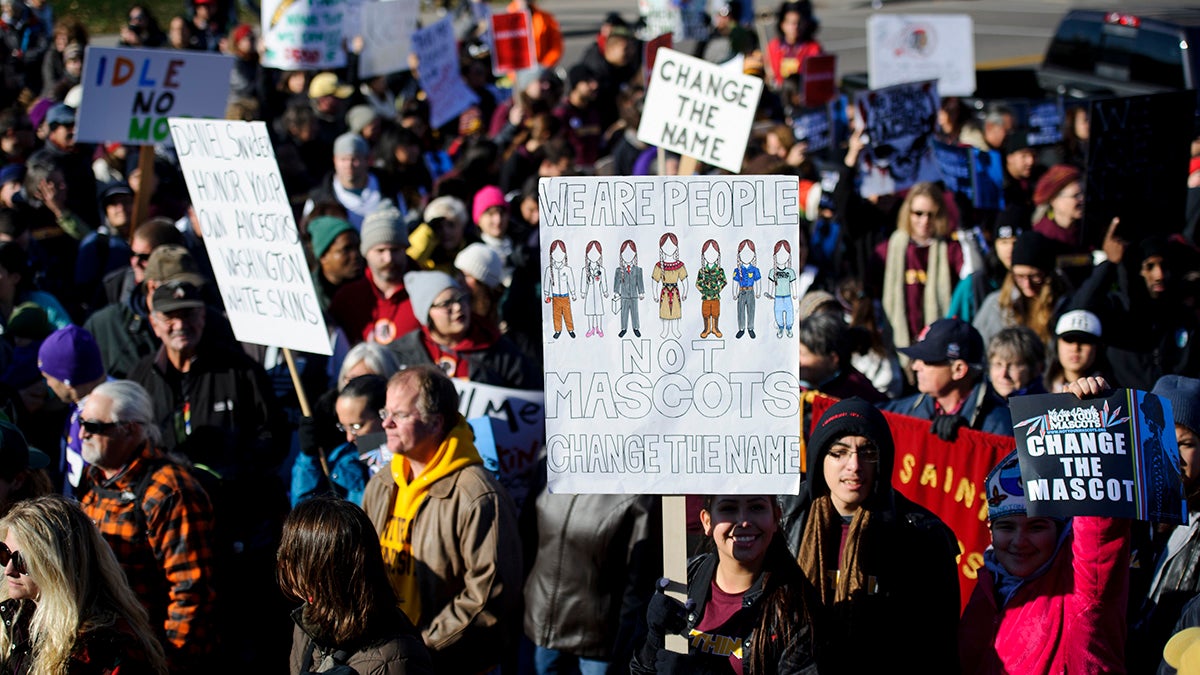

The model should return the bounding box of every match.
[612,239,644,338]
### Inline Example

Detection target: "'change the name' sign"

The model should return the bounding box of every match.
[637,48,762,173]
[77,47,233,145]
[1011,389,1186,524]
[169,118,332,355]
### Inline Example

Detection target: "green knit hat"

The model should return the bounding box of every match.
[308,216,356,258]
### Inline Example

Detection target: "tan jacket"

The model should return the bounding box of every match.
[362,452,522,674]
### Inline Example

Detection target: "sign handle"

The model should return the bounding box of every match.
[678,155,699,176]
[662,495,688,654]
[131,144,156,228]
[283,347,331,479]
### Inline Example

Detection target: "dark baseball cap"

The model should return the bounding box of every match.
[897,318,984,365]
[151,279,205,314]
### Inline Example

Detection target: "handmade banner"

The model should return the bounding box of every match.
[1086,91,1194,249]
[637,0,706,42]
[1024,99,1064,146]
[802,54,837,108]
[77,47,233,145]
[973,147,1004,211]
[808,393,1010,610]
[1010,390,1186,524]
[414,16,480,129]
[168,118,332,355]
[261,0,347,70]
[644,32,672,83]
[793,106,834,153]
[359,0,419,79]
[855,79,941,198]
[867,14,975,97]
[933,140,974,203]
[457,380,544,511]
[490,11,534,74]
[539,176,801,495]
[637,47,763,173]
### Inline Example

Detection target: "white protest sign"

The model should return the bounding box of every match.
[414,16,479,128]
[637,48,762,173]
[261,0,347,70]
[868,14,975,97]
[169,119,332,355]
[637,0,707,42]
[77,47,233,145]
[359,0,419,79]
[456,381,544,509]
[538,176,802,495]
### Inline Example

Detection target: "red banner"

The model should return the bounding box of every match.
[802,54,837,108]
[643,32,673,84]
[810,394,1012,612]
[490,12,534,74]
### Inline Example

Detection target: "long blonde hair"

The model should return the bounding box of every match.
[997,272,1063,343]
[0,496,167,675]
[896,182,951,239]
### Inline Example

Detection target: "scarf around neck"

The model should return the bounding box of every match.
[882,230,951,351]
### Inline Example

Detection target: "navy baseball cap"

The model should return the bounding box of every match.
[897,318,984,365]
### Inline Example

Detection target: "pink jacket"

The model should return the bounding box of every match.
[958,517,1131,675]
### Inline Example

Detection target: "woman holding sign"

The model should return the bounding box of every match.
[959,376,1131,674]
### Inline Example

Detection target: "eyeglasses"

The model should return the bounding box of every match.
[131,252,151,264]
[0,542,27,576]
[1011,272,1046,284]
[336,421,366,436]
[429,294,470,311]
[826,447,881,464]
[379,408,418,424]
[910,210,936,218]
[80,419,123,435]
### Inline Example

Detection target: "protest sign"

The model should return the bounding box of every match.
[414,16,480,129]
[1086,91,1194,249]
[490,11,534,74]
[792,106,834,153]
[456,380,544,511]
[261,0,347,70]
[168,118,332,355]
[637,48,763,173]
[933,140,974,203]
[1010,390,1186,524]
[802,54,837,108]
[809,393,1010,611]
[644,32,672,83]
[855,79,941,198]
[867,14,975,97]
[77,47,233,145]
[359,0,419,79]
[1024,99,1064,146]
[637,0,706,42]
[974,147,1005,211]
[539,175,801,495]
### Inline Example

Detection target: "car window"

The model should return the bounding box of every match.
[1045,16,1186,89]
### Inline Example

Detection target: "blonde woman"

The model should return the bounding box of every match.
[0,495,166,675]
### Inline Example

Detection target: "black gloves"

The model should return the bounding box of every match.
[636,578,694,668]
[930,414,968,442]
[297,416,321,457]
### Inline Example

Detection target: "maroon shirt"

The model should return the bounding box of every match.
[329,267,420,346]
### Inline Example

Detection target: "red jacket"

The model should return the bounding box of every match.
[766,38,822,88]
[329,267,420,346]
[958,516,1131,674]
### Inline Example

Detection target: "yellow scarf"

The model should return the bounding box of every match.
[379,416,482,624]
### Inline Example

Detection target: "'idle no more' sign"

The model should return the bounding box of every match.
[77,47,233,145]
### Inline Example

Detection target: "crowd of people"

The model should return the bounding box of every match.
[0,0,1196,671]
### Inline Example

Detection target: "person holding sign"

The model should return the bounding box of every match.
[959,377,1131,674]
[780,397,960,674]
[632,495,819,675]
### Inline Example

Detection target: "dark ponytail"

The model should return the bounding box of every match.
[748,533,817,674]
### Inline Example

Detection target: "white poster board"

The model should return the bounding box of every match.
[539,176,802,495]
[637,0,707,42]
[359,0,419,79]
[456,381,544,509]
[868,14,975,97]
[169,118,332,355]
[637,48,762,173]
[413,16,479,128]
[262,0,347,70]
[77,47,233,145]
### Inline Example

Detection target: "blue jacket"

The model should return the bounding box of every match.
[290,441,371,507]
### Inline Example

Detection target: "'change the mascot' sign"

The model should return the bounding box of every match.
[169,118,332,355]
[77,47,233,144]
[1010,390,1186,524]
[638,48,762,173]
[539,175,801,495]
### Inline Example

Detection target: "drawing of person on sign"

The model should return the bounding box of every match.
[766,240,798,338]
[580,240,608,338]
[1141,392,1183,518]
[695,239,726,339]
[543,239,576,339]
[732,239,761,339]
[612,239,644,338]
[651,233,687,339]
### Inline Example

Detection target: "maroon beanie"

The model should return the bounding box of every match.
[1033,164,1081,206]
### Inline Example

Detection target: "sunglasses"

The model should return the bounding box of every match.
[131,252,151,263]
[80,419,123,435]
[0,542,27,575]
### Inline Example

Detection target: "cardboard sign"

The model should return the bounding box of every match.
[261,0,347,70]
[1010,390,1186,524]
[359,0,419,79]
[637,0,706,42]
[456,380,543,510]
[644,32,673,83]
[413,16,479,128]
[168,118,332,355]
[855,79,941,198]
[1086,91,1195,248]
[802,54,837,108]
[538,176,802,495]
[637,48,763,173]
[490,11,534,74]
[792,106,834,153]
[868,14,975,97]
[77,47,233,145]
